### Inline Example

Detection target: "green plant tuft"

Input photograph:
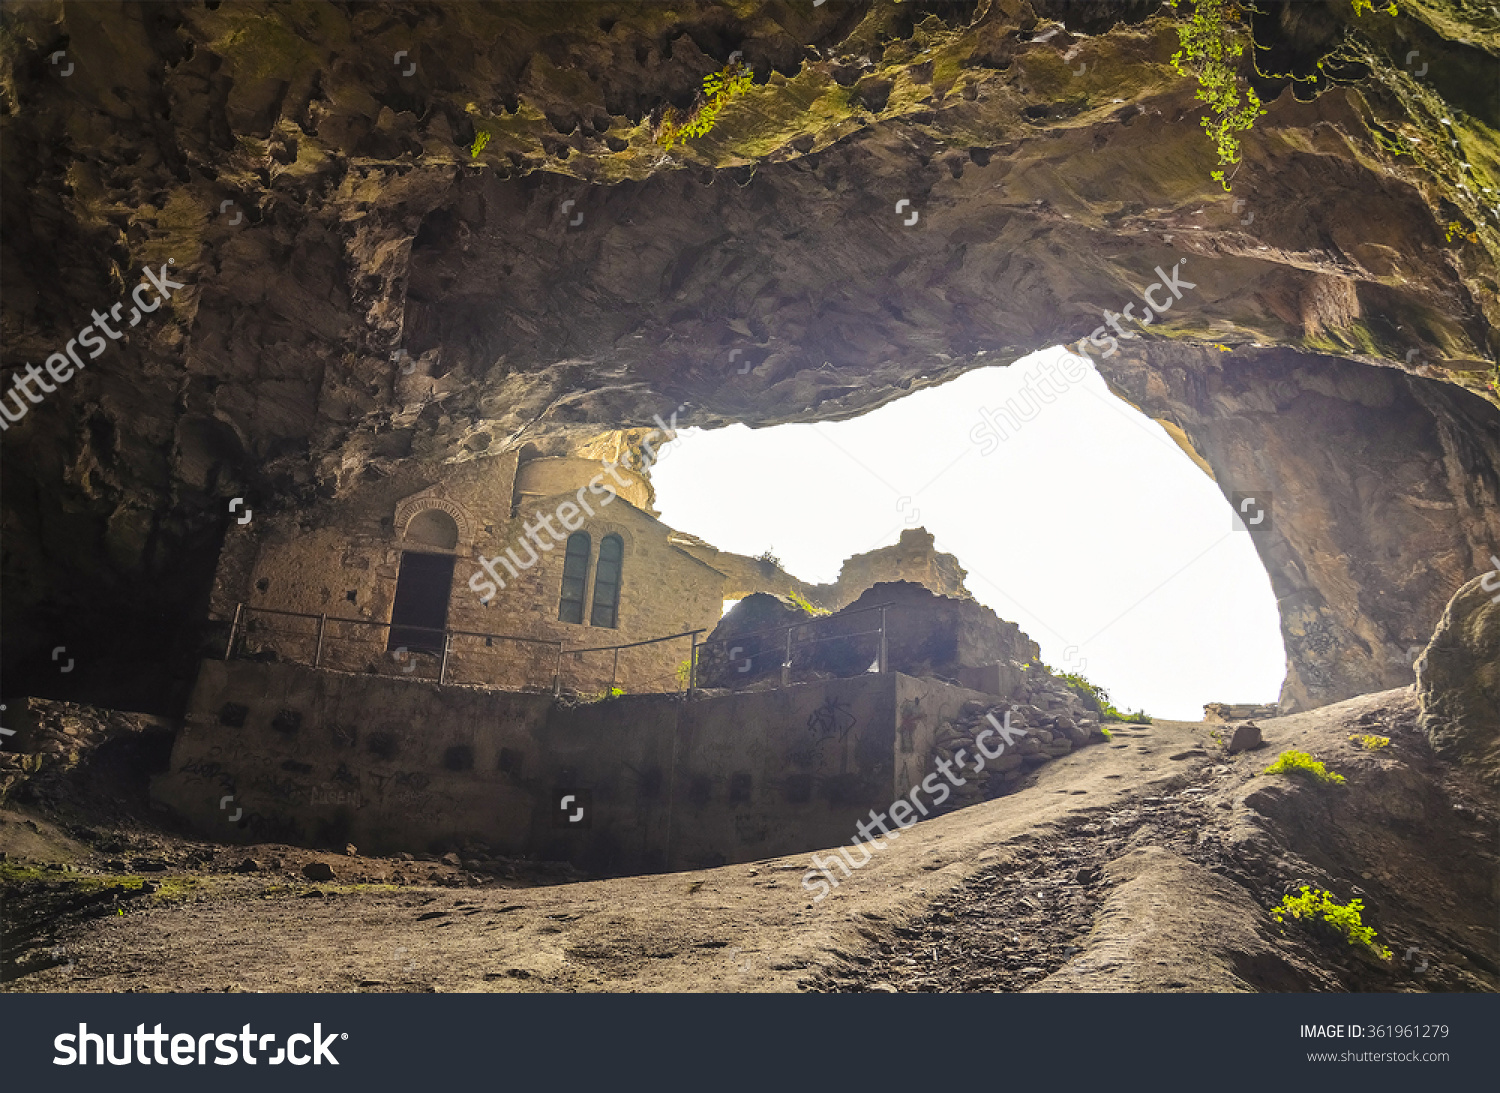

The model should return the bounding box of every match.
[1271,885,1393,959]
[786,588,830,616]
[1349,733,1390,750]
[658,63,754,150]
[469,130,491,158]
[1263,749,1346,784]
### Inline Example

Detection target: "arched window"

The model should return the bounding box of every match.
[558,532,591,624]
[590,534,624,628]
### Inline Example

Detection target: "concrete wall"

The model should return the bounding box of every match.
[151,659,995,872]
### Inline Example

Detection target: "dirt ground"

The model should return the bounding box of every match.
[2,687,1495,993]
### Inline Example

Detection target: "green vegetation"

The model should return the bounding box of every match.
[469,130,491,158]
[1099,725,1113,740]
[1350,0,1398,16]
[1349,733,1391,750]
[787,588,830,616]
[1271,885,1393,959]
[0,863,225,904]
[577,685,626,703]
[657,63,754,150]
[1168,0,1267,190]
[1263,749,1346,784]
[1445,220,1479,244]
[1054,669,1153,724]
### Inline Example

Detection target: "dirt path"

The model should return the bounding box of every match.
[5,690,1494,992]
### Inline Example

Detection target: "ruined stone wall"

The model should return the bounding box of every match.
[153,659,994,870]
[807,528,973,609]
[701,582,1040,689]
[151,659,550,854]
[683,527,973,610]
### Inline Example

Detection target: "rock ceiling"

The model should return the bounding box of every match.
[1,0,1496,712]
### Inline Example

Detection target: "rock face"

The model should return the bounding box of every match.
[1416,574,1500,787]
[1,2,1496,714]
[1101,345,1500,711]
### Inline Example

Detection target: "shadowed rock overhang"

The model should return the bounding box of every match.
[0,0,1496,713]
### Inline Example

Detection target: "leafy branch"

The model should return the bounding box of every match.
[1169,0,1267,191]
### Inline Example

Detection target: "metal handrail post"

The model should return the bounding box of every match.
[224,603,244,660]
[314,613,327,667]
[687,633,698,698]
[879,607,888,673]
[782,626,793,687]
[553,642,563,697]
[438,631,451,684]
[610,647,619,692]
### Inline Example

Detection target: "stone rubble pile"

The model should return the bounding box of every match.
[0,698,175,807]
[928,673,1107,811]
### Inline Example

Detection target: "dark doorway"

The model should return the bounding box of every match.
[387,552,455,654]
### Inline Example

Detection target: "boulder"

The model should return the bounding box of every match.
[1226,722,1265,755]
[1416,574,1500,786]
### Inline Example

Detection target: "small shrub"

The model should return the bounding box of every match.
[1271,886,1393,959]
[755,547,782,566]
[1445,220,1479,244]
[469,130,491,158]
[1263,749,1346,784]
[1099,725,1113,740]
[1055,669,1153,724]
[1349,733,1390,750]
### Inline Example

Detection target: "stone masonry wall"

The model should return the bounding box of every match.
[151,659,1013,872]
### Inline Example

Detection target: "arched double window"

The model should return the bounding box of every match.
[557,532,625,628]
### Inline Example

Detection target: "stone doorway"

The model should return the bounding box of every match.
[388,552,456,655]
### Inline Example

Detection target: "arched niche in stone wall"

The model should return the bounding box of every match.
[394,492,474,553]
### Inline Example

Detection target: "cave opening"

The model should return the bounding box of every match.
[652,347,1287,721]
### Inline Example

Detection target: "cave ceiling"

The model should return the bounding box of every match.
[1,0,1497,710]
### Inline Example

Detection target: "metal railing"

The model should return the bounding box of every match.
[222,603,704,697]
[220,599,891,696]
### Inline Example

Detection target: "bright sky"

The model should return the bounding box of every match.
[650,346,1286,721]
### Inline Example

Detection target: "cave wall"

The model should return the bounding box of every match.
[1,0,1495,715]
[1099,344,1500,711]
